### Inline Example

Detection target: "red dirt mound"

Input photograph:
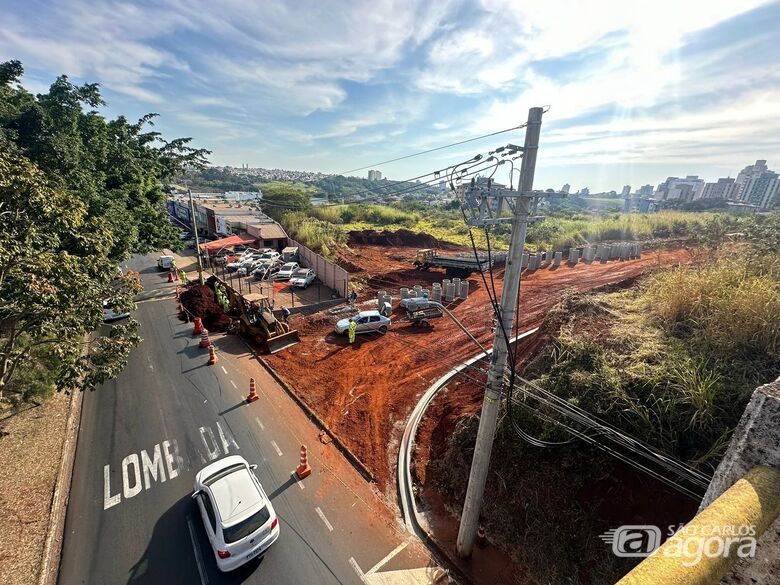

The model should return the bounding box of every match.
[179,283,232,332]
[348,229,445,248]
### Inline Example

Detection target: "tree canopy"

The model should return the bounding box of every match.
[0,61,209,404]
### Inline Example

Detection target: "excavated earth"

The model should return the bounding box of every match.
[266,233,693,494]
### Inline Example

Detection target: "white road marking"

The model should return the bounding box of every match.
[271,440,282,456]
[366,540,409,575]
[255,417,265,431]
[349,557,366,582]
[187,515,209,585]
[292,471,305,490]
[220,366,228,374]
[230,380,237,389]
[315,506,334,532]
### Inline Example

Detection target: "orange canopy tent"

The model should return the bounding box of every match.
[198,234,257,254]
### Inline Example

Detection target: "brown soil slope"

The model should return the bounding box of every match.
[267,248,691,490]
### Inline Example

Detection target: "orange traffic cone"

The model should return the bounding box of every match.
[192,317,203,335]
[246,378,259,403]
[295,445,311,479]
[199,329,211,348]
[167,271,174,282]
[207,345,218,365]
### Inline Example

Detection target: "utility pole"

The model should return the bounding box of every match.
[188,189,205,285]
[456,106,544,558]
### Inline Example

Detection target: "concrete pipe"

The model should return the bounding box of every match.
[553,251,562,267]
[459,280,469,299]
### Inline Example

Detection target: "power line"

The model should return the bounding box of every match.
[338,123,528,176]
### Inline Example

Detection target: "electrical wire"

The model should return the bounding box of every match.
[338,122,529,175]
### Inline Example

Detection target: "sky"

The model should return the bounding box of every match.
[2,0,780,192]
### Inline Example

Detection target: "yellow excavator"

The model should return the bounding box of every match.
[218,281,300,354]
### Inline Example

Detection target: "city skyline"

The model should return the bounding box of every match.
[3,0,780,191]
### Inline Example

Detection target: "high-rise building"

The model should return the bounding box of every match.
[561,183,571,194]
[367,170,383,181]
[638,184,654,196]
[655,176,704,202]
[621,185,631,197]
[701,178,738,200]
[741,171,780,209]
[735,160,768,199]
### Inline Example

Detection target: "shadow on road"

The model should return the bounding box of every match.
[127,495,264,585]
[219,400,248,417]
[267,474,297,501]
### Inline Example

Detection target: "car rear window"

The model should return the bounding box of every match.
[222,505,271,543]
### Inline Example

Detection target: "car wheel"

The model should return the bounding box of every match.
[378,325,388,334]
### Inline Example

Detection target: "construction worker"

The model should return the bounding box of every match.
[281,306,291,323]
[349,290,358,306]
[179,269,187,284]
[348,319,357,344]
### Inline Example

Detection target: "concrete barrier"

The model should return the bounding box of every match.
[617,466,780,585]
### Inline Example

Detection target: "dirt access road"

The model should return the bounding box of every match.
[267,244,692,494]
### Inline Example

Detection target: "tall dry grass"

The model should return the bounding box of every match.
[645,260,780,356]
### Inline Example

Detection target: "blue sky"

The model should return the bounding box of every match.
[2,0,780,191]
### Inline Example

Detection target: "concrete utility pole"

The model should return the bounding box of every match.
[188,189,205,285]
[456,107,544,558]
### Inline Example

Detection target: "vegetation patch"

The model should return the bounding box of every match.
[431,229,780,583]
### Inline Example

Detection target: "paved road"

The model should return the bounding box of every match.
[59,254,436,585]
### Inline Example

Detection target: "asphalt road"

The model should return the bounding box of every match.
[58,253,435,585]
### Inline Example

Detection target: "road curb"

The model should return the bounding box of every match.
[397,328,540,585]
[239,337,376,484]
[37,387,84,585]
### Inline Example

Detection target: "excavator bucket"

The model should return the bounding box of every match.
[266,329,300,354]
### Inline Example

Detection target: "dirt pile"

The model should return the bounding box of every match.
[179,284,232,331]
[348,229,443,248]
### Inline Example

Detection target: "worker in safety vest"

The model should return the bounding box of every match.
[179,270,187,284]
[348,319,357,344]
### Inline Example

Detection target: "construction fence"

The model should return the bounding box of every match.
[287,238,349,298]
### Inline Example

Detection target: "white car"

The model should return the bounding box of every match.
[192,456,280,572]
[276,262,299,279]
[102,300,130,322]
[335,310,391,335]
[289,269,315,288]
[258,251,281,263]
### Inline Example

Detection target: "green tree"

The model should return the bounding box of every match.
[260,182,313,221]
[0,61,209,404]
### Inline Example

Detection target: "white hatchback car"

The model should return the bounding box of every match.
[276,262,299,279]
[192,456,280,572]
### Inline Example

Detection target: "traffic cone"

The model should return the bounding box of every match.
[199,329,211,348]
[167,270,174,282]
[295,445,311,479]
[192,317,203,335]
[207,345,218,365]
[246,378,259,403]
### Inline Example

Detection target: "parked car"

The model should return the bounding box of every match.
[335,310,391,335]
[192,456,280,572]
[226,252,255,272]
[258,251,281,263]
[289,268,316,288]
[102,300,130,322]
[281,246,299,262]
[399,296,430,311]
[253,262,280,280]
[237,256,265,276]
[276,262,299,279]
